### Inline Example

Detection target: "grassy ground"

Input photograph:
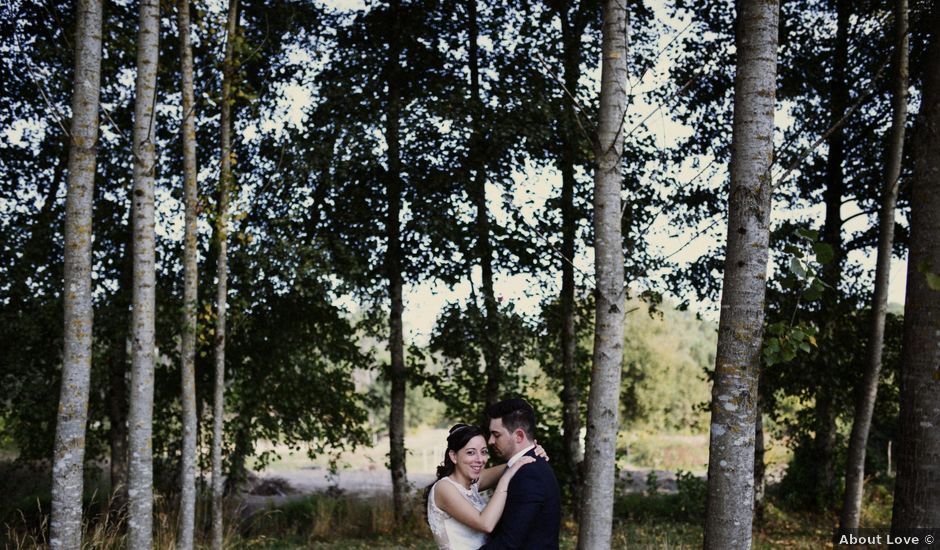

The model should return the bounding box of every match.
[3,479,894,549]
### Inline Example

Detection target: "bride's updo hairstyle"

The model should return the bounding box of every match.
[435,423,486,479]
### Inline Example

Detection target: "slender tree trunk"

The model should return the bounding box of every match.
[126,0,160,545]
[177,0,200,545]
[576,2,627,548]
[466,0,500,407]
[49,0,103,546]
[811,388,837,501]
[212,1,238,547]
[108,327,128,509]
[385,0,408,522]
[108,226,134,512]
[841,3,909,530]
[558,4,588,484]
[703,2,778,549]
[813,0,849,504]
[891,2,940,530]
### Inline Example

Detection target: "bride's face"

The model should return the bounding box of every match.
[449,435,489,481]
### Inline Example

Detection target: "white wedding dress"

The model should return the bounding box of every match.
[427,477,489,550]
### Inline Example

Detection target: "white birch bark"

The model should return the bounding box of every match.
[211,0,238,547]
[177,0,199,545]
[703,2,778,549]
[126,0,160,545]
[50,0,104,547]
[840,0,908,530]
[576,1,627,548]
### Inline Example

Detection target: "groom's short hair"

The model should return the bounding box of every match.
[486,398,536,441]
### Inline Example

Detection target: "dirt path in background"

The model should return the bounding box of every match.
[239,465,705,514]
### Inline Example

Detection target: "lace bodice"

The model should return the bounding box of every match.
[427,477,489,550]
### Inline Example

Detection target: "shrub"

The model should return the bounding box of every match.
[675,470,707,523]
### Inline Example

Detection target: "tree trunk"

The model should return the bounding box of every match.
[125,0,160,545]
[49,0,103,546]
[558,2,589,486]
[212,1,238,548]
[385,0,408,522]
[891,2,940,530]
[703,1,778,549]
[108,226,134,512]
[177,0,200,545]
[466,0,500,407]
[840,0,908,530]
[811,387,837,502]
[813,0,849,504]
[108,328,128,510]
[576,2,627,548]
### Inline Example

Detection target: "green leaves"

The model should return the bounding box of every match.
[763,321,818,367]
[781,227,833,303]
[795,227,818,241]
[802,278,826,302]
[789,257,807,278]
[763,226,832,366]
[812,242,834,265]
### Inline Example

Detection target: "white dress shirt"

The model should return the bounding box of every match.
[507,444,536,468]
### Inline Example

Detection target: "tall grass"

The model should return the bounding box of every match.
[3,489,432,549]
[3,490,243,549]
[241,493,432,547]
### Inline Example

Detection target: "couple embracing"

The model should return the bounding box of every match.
[426,398,561,550]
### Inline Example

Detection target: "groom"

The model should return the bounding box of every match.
[480,398,561,549]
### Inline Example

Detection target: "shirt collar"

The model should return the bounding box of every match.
[507,444,535,467]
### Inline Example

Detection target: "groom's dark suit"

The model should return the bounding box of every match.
[479,448,561,549]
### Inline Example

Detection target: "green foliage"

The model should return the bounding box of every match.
[774,431,846,511]
[769,309,904,509]
[422,302,532,422]
[675,470,708,521]
[613,472,706,525]
[619,299,715,432]
[645,470,659,495]
[621,432,709,472]
[763,321,817,366]
[0,0,377,478]
[777,227,833,304]
[362,369,447,435]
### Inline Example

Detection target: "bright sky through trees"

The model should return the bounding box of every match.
[2,0,907,342]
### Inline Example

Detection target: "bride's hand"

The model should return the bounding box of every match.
[505,456,535,480]
[534,440,549,461]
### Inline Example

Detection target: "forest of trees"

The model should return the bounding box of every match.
[1,0,939,548]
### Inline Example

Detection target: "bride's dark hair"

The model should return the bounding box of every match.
[424,423,486,525]
[435,423,486,479]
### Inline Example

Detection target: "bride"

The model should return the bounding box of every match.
[426,423,537,550]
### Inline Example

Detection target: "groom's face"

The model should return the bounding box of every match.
[487,417,518,459]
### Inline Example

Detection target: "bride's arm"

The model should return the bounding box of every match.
[477,464,507,491]
[478,442,548,491]
[435,458,534,534]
